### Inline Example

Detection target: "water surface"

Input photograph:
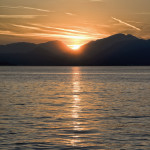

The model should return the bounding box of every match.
[0,66,150,149]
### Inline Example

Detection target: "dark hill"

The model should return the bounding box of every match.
[0,42,37,54]
[0,34,150,66]
[79,34,150,65]
[0,40,78,65]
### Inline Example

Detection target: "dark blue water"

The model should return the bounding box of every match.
[0,66,150,149]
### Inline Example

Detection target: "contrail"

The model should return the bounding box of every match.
[0,5,50,12]
[112,17,141,31]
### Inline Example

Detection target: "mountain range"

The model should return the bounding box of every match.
[0,33,150,66]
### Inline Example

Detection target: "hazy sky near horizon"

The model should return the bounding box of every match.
[0,0,150,47]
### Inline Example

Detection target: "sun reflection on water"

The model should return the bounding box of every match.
[71,67,82,146]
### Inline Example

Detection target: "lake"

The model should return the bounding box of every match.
[0,66,150,149]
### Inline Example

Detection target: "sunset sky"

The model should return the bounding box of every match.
[0,0,150,48]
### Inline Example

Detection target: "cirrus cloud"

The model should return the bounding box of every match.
[0,5,51,12]
[0,15,47,19]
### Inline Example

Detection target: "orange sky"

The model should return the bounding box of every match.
[0,0,150,48]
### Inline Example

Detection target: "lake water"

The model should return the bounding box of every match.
[0,66,150,150]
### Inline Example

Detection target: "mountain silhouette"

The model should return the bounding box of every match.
[79,34,150,65]
[0,40,78,65]
[0,34,150,66]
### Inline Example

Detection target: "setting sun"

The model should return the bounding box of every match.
[70,45,81,50]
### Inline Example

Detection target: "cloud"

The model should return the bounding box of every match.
[9,23,89,35]
[0,30,14,35]
[27,24,106,38]
[0,5,51,12]
[0,15,47,19]
[65,12,76,16]
[112,17,141,31]
[30,23,90,34]
[11,24,66,34]
[19,23,107,38]
[11,24,40,30]
[0,30,94,40]
[0,30,37,37]
[0,23,107,45]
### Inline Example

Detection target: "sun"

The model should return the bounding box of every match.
[70,45,81,51]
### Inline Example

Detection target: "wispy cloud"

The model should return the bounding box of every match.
[11,24,40,30]
[30,23,89,34]
[11,24,65,34]
[0,5,51,12]
[9,23,88,35]
[112,17,141,31]
[0,15,47,19]
[0,30,38,38]
[13,23,107,38]
[0,30,14,35]
[0,29,96,40]
[31,23,107,37]
[65,12,76,16]
[0,23,107,46]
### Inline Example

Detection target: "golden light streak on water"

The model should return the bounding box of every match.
[71,67,83,146]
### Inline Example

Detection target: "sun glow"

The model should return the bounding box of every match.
[69,45,81,50]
